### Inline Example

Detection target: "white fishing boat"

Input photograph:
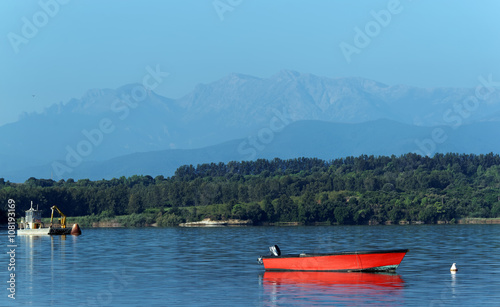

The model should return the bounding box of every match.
[17,202,81,236]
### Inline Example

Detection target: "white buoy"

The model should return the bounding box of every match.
[450,263,458,272]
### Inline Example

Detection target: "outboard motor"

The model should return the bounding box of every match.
[269,245,281,256]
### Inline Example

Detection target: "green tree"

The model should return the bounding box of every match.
[276,195,298,222]
[127,193,143,214]
[246,203,266,224]
[334,206,352,225]
[263,197,276,222]
[298,190,319,224]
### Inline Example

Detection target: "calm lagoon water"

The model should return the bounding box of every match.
[2,225,500,306]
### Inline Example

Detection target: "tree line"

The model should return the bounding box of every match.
[1,153,500,225]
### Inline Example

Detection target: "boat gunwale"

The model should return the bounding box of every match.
[260,249,409,259]
[17,226,73,236]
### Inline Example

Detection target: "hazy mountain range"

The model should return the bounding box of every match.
[2,70,499,182]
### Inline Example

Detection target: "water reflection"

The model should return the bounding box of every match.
[18,234,77,304]
[262,271,404,305]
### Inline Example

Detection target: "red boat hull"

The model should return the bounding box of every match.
[261,249,408,272]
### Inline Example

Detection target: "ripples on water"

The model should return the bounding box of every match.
[2,225,499,306]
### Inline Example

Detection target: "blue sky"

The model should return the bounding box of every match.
[1,0,499,126]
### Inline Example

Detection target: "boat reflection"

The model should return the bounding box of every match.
[262,271,404,305]
[17,234,75,302]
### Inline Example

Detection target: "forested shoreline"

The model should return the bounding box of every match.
[2,153,500,226]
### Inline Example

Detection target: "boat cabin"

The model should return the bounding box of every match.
[19,202,43,230]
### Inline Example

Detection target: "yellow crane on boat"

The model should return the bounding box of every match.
[50,205,67,228]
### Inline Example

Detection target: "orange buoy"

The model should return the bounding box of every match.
[70,223,82,236]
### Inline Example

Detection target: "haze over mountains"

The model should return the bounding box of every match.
[2,70,499,182]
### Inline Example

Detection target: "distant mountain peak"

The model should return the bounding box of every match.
[115,83,145,93]
[81,88,113,100]
[221,72,261,84]
[273,69,302,80]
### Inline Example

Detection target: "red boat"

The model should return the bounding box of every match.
[259,246,408,272]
